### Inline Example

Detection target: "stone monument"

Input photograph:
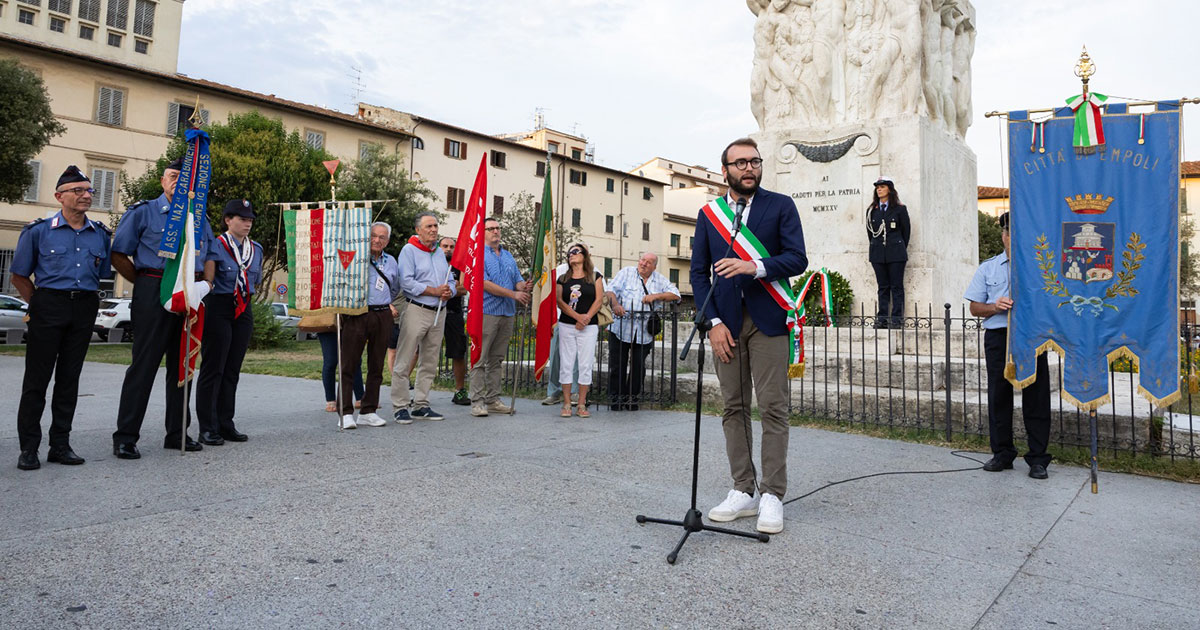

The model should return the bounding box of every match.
[747,0,979,316]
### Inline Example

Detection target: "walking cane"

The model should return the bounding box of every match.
[336,313,345,430]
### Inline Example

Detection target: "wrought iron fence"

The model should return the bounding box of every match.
[429,302,1198,464]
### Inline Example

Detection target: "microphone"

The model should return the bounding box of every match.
[732,197,747,236]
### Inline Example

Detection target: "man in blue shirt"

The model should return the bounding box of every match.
[390,212,455,422]
[11,166,112,470]
[964,212,1052,479]
[605,252,680,411]
[469,217,529,417]
[339,221,401,430]
[110,158,217,459]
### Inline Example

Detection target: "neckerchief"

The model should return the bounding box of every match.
[408,235,436,253]
[219,233,253,318]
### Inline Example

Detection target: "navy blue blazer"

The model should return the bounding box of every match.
[690,188,808,338]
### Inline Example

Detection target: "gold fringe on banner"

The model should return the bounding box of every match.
[1008,342,1183,411]
[788,362,805,379]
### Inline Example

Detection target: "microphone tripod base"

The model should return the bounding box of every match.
[636,509,769,564]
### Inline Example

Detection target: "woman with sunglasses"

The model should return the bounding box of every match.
[556,243,605,418]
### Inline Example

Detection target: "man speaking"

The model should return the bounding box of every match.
[690,138,807,534]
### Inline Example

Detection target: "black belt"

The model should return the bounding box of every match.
[368,305,391,312]
[36,287,97,300]
[137,269,205,281]
[406,299,438,312]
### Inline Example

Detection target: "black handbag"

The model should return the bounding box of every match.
[641,278,662,337]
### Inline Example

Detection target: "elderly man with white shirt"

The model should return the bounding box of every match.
[604,252,680,411]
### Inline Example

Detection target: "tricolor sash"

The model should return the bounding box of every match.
[1065,92,1108,154]
[700,197,806,375]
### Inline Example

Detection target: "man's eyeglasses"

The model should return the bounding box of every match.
[567,248,583,256]
[724,158,763,170]
[59,187,95,196]
[485,227,501,232]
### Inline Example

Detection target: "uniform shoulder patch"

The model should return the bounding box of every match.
[20,218,47,233]
[92,219,112,234]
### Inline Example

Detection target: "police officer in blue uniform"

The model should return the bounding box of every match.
[11,166,112,470]
[866,176,911,329]
[110,158,217,459]
[195,199,262,446]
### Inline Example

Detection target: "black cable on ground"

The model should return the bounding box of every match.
[782,450,987,506]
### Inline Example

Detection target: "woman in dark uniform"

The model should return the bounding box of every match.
[196,199,263,445]
[866,176,911,329]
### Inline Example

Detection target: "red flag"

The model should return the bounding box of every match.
[451,154,488,369]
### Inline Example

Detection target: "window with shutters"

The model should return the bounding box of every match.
[571,208,581,228]
[689,236,694,249]
[604,258,612,278]
[445,187,465,211]
[535,161,545,177]
[606,178,614,193]
[605,215,614,234]
[18,9,35,25]
[132,0,153,37]
[623,181,629,195]
[493,195,503,215]
[49,0,71,13]
[77,0,98,21]
[670,233,680,248]
[90,167,117,210]
[79,23,94,39]
[305,129,325,150]
[95,85,126,126]
[24,160,41,202]
[167,102,208,136]
[50,16,65,31]
[105,0,127,29]
[444,139,465,159]
[571,148,582,160]
[18,1,44,7]
[643,186,652,200]
[642,221,650,241]
[669,268,679,285]
[547,141,559,154]
[411,137,424,150]
[568,169,586,186]
[107,31,121,46]
[490,150,506,169]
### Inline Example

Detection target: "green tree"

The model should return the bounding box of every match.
[978,211,1003,261]
[500,191,582,275]
[338,143,437,258]
[0,59,67,203]
[121,110,338,294]
[1181,216,1198,298]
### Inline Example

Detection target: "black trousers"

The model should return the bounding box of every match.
[17,289,98,452]
[871,261,906,324]
[607,331,652,409]
[195,294,253,435]
[984,328,1052,466]
[113,274,193,446]
[339,309,391,415]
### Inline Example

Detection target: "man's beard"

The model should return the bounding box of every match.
[726,171,760,197]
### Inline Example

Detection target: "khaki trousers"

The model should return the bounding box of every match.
[712,312,791,499]
[389,303,445,409]
[469,314,514,405]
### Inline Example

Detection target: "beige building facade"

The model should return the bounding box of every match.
[358,104,666,279]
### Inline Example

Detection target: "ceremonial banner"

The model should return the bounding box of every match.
[451,155,488,369]
[283,202,372,315]
[530,162,557,381]
[1006,102,1181,409]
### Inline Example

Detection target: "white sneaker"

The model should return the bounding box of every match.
[470,403,489,417]
[756,493,784,534]
[707,489,758,522]
[357,412,387,427]
[487,401,513,414]
[341,414,357,430]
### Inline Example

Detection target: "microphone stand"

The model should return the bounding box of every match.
[637,198,768,564]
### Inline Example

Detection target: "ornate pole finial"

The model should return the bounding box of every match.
[1074,46,1096,96]
[188,95,204,128]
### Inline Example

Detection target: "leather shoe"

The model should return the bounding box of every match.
[18,450,40,470]
[982,456,1013,472]
[199,431,225,446]
[219,429,248,442]
[47,447,85,465]
[1029,463,1049,480]
[113,443,141,459]
[163,437,203,452]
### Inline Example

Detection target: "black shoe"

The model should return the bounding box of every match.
[46,447,85,465]
[18,450,40,470]
[451,389,470,406]
[199,431,225,446]
[1028,464,1049,480]
[163,437,203,452]
[982,456,1013,472]
[113,443,141,459]
[219,429,248,442]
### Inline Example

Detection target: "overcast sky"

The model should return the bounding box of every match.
[180,0,1198,188]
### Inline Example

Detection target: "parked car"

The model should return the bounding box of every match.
[271,302,301,329]
[94,298,133,342]
[0,294,28,343]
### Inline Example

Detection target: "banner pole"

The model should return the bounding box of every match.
[181,312,191,455]
[1089,409,1099,493]
[336,313,344,430]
